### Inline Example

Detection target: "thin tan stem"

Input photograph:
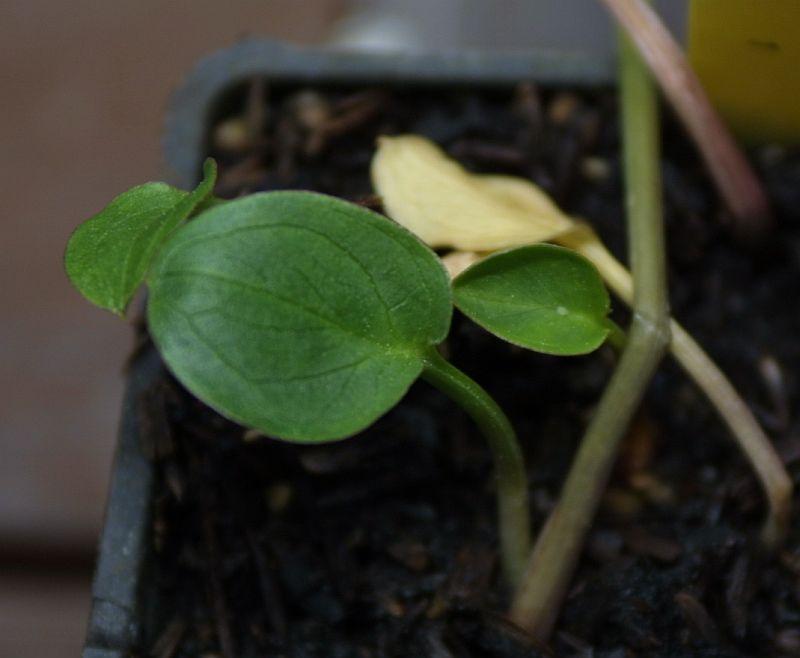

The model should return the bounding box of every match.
[670,323,792,548]
[599,0,771,234]
[559,225,792,549]
[510,24,670,639]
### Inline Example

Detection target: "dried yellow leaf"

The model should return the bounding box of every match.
[440,250,483,279]
[371,135,574,251]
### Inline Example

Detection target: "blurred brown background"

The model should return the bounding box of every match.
[0,3,344,656]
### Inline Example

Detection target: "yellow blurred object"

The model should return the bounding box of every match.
[370,135,573,251]
[689,0,800,144]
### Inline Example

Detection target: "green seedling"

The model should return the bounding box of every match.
[453,244,623,356]
[67,167,539,582]
[65,160,218,315]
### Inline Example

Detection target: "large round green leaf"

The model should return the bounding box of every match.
[453,244,610,355]
[147,191,452,442]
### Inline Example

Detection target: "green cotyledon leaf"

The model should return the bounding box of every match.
[65,159,217,314]
[146,191,452,442]
[453,244,611,356]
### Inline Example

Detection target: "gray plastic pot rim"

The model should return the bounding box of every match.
[164,38,612,189]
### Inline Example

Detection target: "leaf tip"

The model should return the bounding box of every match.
[201,157,218,182]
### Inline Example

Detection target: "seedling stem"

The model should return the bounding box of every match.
[510,20,670,640]
[603,318,628,352]
[421,346,531,585]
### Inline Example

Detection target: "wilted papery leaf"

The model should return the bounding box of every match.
[441,250,483,279]
[371,135,575,251]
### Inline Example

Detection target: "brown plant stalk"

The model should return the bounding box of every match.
[599,0,771,234]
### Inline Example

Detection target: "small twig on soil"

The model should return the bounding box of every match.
[759,354,791,433]
[725,552,754,638]
[150,616,187,658]
[510,15,670,640]
[674,591,723,645]
[598,0,771,237]
[306,89,387,156]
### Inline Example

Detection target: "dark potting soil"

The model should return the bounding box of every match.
[137,81,800,658]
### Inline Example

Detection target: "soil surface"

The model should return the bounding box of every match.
[138,81,800,657]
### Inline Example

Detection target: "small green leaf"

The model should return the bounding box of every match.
[453,244,611,355]
[65,159,217,314]
[147,191,452,442]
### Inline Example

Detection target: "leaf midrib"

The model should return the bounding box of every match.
[160,220,403,337]
[156,268,420,362]
[457,290,604,327]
